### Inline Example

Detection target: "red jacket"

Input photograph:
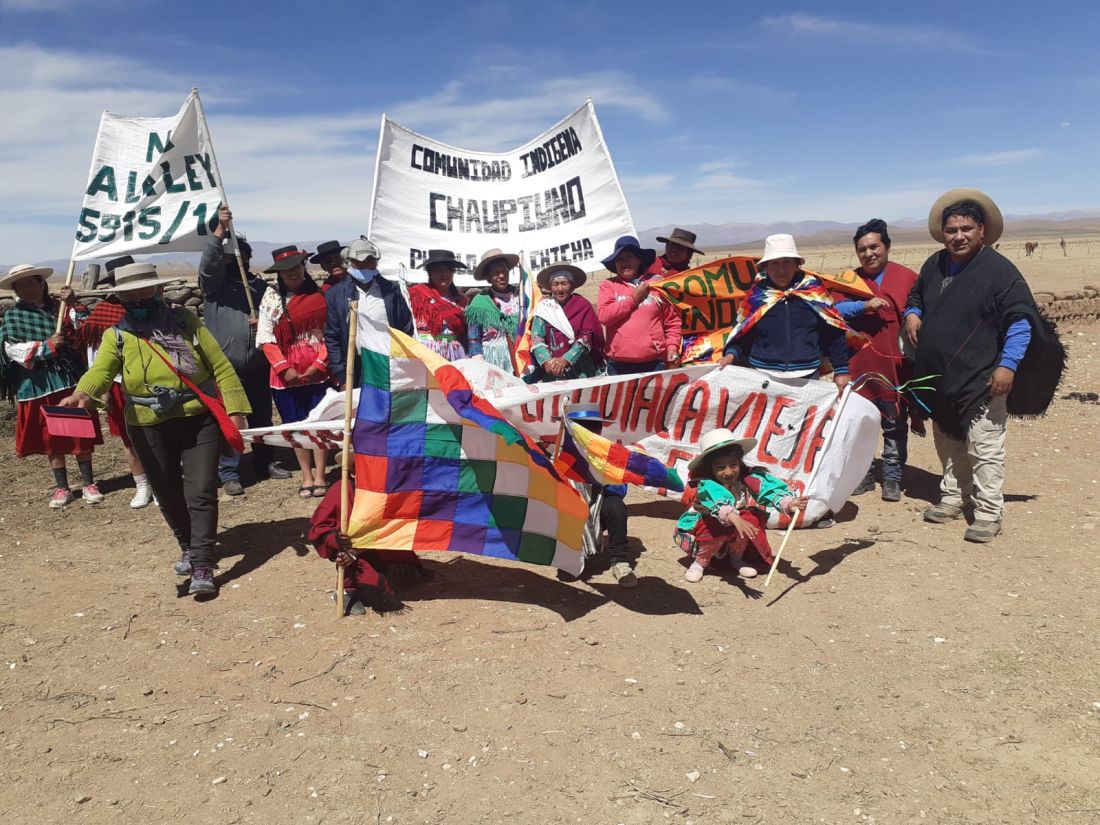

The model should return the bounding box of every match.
[597,276,682,364]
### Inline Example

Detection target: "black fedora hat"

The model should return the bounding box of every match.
[309,240,343,264]
[264,245,310,273]
[417,249,468,270]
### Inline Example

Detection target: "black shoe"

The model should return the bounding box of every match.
[882,479,901,501]
[266,462,292,480]
[222,479,244,496]
[852,476,875,496]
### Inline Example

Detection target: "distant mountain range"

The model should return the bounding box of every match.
[12,210,1100,278]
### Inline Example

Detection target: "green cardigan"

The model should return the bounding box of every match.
[76,308,251,427]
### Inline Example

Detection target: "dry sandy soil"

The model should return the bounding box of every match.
[0,242,1098,825]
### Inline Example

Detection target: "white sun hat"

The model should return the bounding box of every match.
[757,233,805,269]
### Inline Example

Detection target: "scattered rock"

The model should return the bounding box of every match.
[75,795,91,804]
[211,776,227,785]
[686,771,701,783]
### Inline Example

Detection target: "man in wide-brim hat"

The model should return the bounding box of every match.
[310,240,348,288]
[904,188,1065,544]
[650,227,705,277]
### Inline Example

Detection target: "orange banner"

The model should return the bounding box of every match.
[649,256,873,363]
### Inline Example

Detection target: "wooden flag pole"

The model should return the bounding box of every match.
[54,260,77,334]
[336,302,359,618]
[763,383,854,588]
[190,88,255,319]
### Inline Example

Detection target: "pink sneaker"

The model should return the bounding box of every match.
[81,483,105,504]
[49,487,73,508]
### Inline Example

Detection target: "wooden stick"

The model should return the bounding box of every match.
[54,260,77,334]
[335,302,359,619]
[225,221,256,319]
[763,510,799,588]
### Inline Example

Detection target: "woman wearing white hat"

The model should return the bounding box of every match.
[0,264,104,508]
[719,234,854,390]
[59,263,252,597]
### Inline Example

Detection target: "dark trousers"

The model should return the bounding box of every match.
[862,401,909,484]
[129,413,222,567]
[606,359,663,376]
[600,492,628,564]
[218,363,274,482]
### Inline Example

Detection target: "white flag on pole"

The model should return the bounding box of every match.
[71,89,225,261]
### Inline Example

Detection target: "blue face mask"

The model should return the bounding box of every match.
[349,267,379,284]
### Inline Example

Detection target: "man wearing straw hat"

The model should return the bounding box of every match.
[199,206,288,495]
[905,189,1065,543]
[649,227,706,277]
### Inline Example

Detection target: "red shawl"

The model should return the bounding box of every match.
[840,261,918,409]
[274,290,328,355]
[74,297,126,349]
[409,283,468,340]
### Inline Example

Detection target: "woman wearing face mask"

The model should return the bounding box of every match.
[0,264,103,508]
[465,248,521,373]
[60,263,251,598]
[524,262,604,382]
[407,249,469,360]
[256,246,331,498]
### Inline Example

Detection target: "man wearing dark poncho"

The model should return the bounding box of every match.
[905,189,1065,543]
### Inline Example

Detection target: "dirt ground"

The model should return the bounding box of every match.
[1,246,1098,825]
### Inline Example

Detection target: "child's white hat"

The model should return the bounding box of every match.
[687,428,757,474]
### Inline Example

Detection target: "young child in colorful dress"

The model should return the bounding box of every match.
[675,429,805,582]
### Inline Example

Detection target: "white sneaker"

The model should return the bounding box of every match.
[130,485,152,509]
[685,561,705,583]
[738,565,758,578]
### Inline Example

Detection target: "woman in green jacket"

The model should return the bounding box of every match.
[61,263,251,597]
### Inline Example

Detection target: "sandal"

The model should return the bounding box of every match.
[298,486,314,498]
[312,484,329,497]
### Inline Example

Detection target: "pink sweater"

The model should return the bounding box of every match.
[597,277,683,364]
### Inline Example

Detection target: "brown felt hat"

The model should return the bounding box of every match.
[928,188,1004,245]
[656,227,705,255]
[536,262,587,291]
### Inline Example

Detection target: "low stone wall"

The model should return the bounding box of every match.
[0,283,207,320]
[1033,285,1100,325]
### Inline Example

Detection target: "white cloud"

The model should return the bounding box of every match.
[956,148,1044,166]
[0,44,662,261]
[761,13,977,52]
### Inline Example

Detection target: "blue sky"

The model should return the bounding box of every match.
[2,0,1098,262]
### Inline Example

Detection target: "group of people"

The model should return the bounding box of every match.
[0,188,1062,608]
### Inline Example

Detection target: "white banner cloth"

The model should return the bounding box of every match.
[368,100,635,287]
[72,90,224,260]
[244,364,880,527]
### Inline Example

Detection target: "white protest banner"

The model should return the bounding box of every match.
[244,364,880,527]
[71,89,225,260]
[368,99,635,287]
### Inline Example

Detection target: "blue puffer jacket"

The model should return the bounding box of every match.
[723,276,851,375]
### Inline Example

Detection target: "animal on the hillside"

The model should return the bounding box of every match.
[1024,241,1039,257]
[1060,236,1068,257]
